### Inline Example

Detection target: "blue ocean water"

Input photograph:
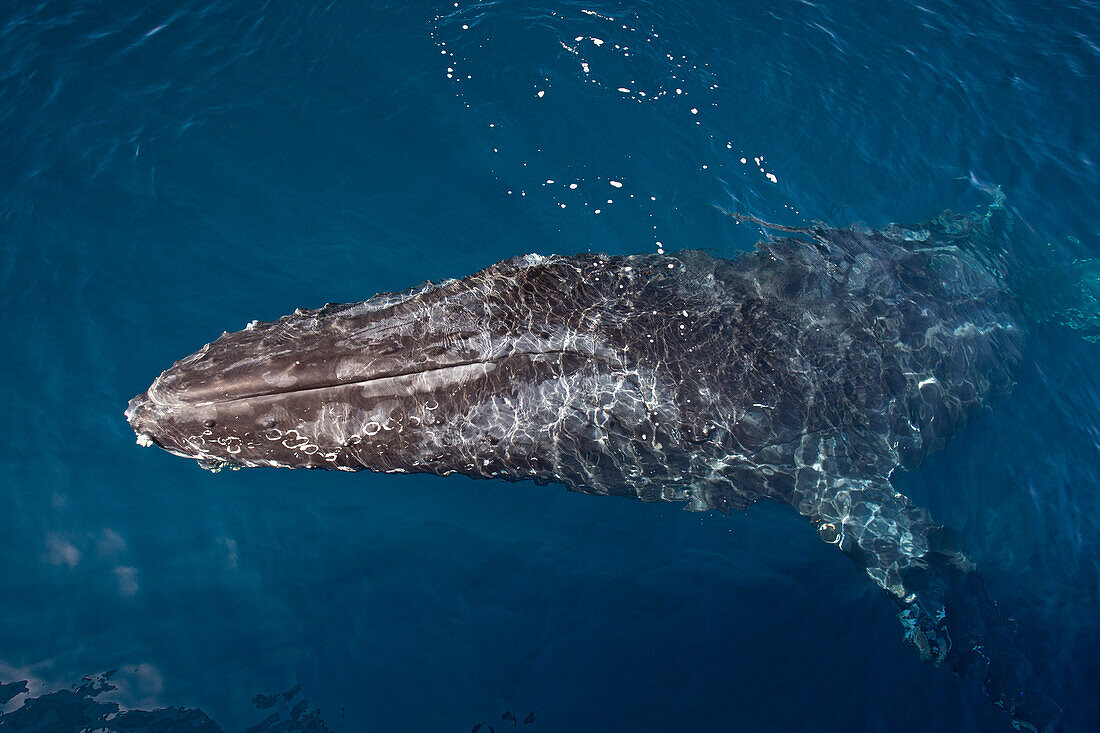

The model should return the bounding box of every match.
[1,0,1098,730]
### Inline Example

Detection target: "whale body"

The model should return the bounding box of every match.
[126,212,1057,730]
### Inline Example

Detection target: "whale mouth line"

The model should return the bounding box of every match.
[145,349,608,409]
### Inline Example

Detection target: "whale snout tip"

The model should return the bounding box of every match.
[125,391,160,447]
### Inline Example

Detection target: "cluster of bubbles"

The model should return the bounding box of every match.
[430,2,797,254]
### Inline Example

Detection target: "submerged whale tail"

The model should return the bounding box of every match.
[763,208,1062,731]
[792,469,1060,731]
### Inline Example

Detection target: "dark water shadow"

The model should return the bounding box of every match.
[0,673,331,733]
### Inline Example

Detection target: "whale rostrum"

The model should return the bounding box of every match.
[126,212,1058,730]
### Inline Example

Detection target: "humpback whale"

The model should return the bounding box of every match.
[126,211,1058,730]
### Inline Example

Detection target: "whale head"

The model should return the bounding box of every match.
[125,251,728,493]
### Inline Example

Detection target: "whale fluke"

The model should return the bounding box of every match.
[126,211,1059,730]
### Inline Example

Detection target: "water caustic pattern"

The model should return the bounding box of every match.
[128,209,1057,729]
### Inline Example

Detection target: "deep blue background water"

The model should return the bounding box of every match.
[2,1,1099,730]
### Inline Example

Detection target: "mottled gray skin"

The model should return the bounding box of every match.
[126,214,1057,730]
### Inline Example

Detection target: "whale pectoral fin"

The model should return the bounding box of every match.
[791,472,1060,732]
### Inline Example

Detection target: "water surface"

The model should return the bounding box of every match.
[1,1,1098,731]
